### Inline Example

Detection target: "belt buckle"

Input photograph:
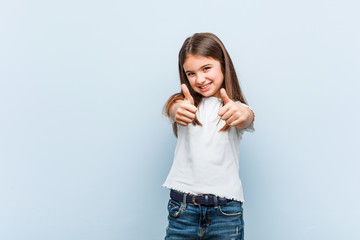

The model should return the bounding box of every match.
[192,194,204,206]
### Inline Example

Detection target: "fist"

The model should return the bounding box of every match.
[174,84,198,126]
[218,88,251,127]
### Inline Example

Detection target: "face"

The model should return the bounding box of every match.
[183,54,224,98]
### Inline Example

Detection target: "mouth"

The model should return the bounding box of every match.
[198,82,212,91]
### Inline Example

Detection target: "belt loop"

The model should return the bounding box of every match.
[214,196,218,209]
[182,193,187,210]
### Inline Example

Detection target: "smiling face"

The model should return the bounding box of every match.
[183,54,224,98]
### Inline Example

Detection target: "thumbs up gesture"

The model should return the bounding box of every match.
[173,84,198,126]
[218,88,253,128]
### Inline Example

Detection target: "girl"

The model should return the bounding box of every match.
[163,32,255,240]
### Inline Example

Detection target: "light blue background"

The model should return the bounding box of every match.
[1,0,359,239]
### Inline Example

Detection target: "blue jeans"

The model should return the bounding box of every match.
[165,196,244,240]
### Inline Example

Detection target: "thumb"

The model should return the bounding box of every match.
[220,88,231,104]
[181,84,194,105]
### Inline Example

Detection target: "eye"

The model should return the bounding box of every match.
[203,67,211,71]
[187,72,194,77]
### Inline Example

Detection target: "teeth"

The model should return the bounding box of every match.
[200,83,211,89]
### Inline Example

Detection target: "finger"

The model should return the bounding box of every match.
[183,103,197,113]
[230,119,242,127]
[226,115,237,126]
[182,84,194,105]
[221,108,234,121]
[177,120,188,126]
[178,110,196,120]
[220,88,231,105]
[218,104,231,116]
[177,115,194,123]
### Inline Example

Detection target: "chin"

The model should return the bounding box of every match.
[196,91,210,97]
[194,88,217,97]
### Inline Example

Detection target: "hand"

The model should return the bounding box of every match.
[173,84,198,126]
[218,88,252,127]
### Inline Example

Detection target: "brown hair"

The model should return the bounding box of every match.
[164,32,248,137]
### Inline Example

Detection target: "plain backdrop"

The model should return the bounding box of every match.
[1,0,359,239]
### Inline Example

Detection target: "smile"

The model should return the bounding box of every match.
[199,83,211,89]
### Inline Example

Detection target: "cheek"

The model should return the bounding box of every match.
[217,72,225,84]
[188,78,196,88]
[209,72,223,84]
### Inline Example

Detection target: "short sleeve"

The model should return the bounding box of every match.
[237,102,255,133]
[163,113,175,124]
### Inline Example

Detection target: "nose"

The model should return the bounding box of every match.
[196,73,206,85]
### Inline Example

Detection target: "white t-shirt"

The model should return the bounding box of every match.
[163,96,255,202]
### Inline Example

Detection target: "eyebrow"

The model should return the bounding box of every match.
[184,64,212,73]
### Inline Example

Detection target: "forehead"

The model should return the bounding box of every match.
[183,54,219,71]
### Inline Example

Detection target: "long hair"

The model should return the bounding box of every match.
[164,32,248,137]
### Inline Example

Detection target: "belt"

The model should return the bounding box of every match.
[170,190,228,206]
